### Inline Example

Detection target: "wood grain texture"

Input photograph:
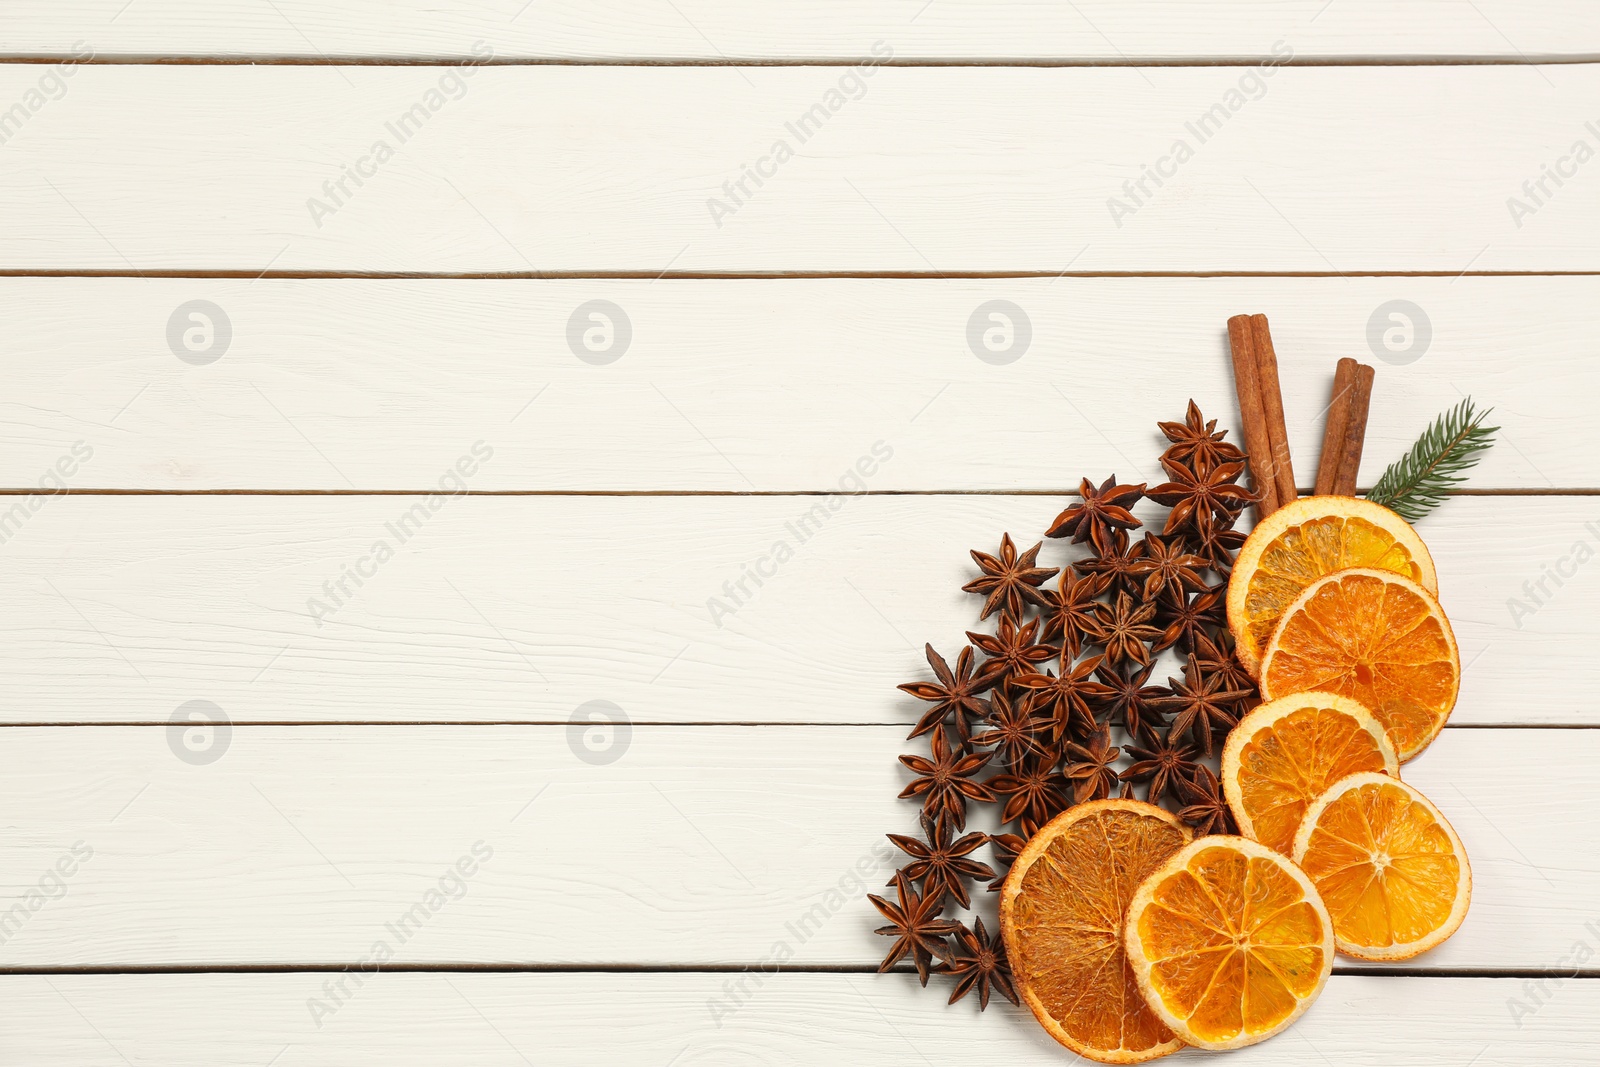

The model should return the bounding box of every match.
[3,973,1592,1065]
[0,276,1586,492]
[0,495,1591,725]
[4,2,1599,61]
[0,725,1586,970]
[2,65,1600,271]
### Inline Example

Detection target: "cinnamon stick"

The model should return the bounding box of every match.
[1314,358,1359,496]
[1333,363,1376,496]
[1250,314,1297,508]
[1227,315,1279,518]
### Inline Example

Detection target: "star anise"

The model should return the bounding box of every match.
[962,533,1059,620]
[1191,630,1260,712]
[1035,570,1110,659]
[1158,400,1247,475]
[1095,660,1170,746]
[1175,765,1238,836]
[1126,533,1211,602]
[1063,725,1121,803]
[1073,528,1143,597]
[989,750,1071,835]
[887,813,996,911]
[985,832,1028,892]
[1183,508,1249,575]
[971,687,1052,771]
[1152,653,1253,757]
[1147,460,1256,535]
[869,870,962,985]
[1047,476,1145,554]
[1119,730,1200,805]
[967,613,1057,683]
[1093,590,1163,668]
[1013,653,1114,743]
[898,643,1000,743]
[898,726,995,830]
[1153,583,1227,655]
[938,917,1019,1009]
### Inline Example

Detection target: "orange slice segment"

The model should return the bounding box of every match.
[1293,772,1471,961]
[1227,497,1436,678]
[1260,567,1459,762]
[1000,800,1192,1064]
[1221,693,1400,856]
[1125,836,1333,1051]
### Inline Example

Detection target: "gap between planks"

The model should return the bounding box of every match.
[0,721,1586,729]
[6,270,1600,279]
[4,55,1600,68]
[0,963,1591,977]
[2,488,1597,497]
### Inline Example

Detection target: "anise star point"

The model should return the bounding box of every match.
[938,916,1019,1010]
[1047,476,1145,554]
[869,870,962,985]
[962,532,1059,621]
[898,725,996,830]
[1063,725,1122,804]
[897,643,999,743]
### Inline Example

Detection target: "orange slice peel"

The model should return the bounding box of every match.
[1227,496,1437,678]
[1260,567,1459,761]
[1221,692,1400,856]
[1293,772,1471,961]
[1000,800,1192,1064]
[1124,836,1334,1051]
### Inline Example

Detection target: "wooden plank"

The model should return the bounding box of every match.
[0,495,1591,725]
[0,725,1586,969]
[3,973,1592,1065]
[4,2,1599,61]
[0,276,1583,492]
[1,65,1598,271]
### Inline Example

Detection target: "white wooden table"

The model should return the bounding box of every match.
[0,4,1597,1063]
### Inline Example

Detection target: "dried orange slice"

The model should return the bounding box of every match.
[1260,567,1459,761]
[1221,693,1400,856]
[1293,773,1471,961]
[1000,800,1192,1064]
[1227,497,1436,678]
[1125,836,1333,1051]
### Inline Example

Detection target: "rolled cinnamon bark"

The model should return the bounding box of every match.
[1227,315,1279,517]
[1333,363,1376,496]
[1314,358,1359,496]
[1250,314,1297,508]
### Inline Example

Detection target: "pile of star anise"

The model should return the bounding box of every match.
[870,401,1264,1010]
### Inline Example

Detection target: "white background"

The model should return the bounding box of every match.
[0,3,1596,1064]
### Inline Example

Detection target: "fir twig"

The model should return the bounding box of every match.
[1365,398,1498,522]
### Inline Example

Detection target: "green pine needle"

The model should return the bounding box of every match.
[1365,398,1498,522]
